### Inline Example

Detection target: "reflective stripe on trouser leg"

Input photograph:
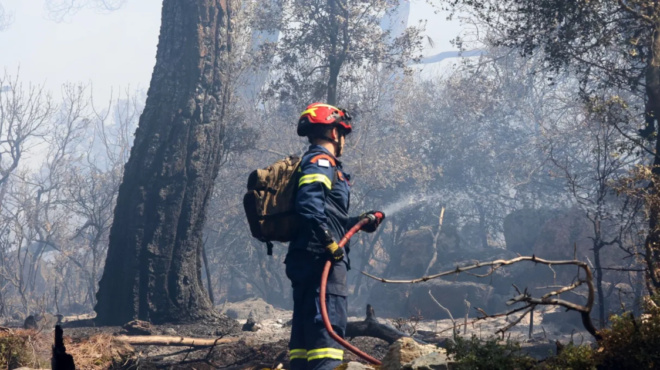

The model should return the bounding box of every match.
[307,293,347,370]
[289,348,307,360]
[307,347,343,361]
[289,286,308,370]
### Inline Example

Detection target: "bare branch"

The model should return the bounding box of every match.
[365,255,601,340]
[617,0,654,23]
[496,306,535,336]
[362,255,589,284]
[428,290,456,328]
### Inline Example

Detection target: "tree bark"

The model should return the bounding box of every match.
[95,0,229,325]
[325,0,347,105]
[645,21,660,297]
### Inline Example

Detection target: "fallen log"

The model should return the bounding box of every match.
[346,304,409,344]
[114,335,237,347]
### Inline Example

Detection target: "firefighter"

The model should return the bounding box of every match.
[286,102,385,369]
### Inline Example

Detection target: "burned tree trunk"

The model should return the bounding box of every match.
[95,0,229,325]
[644,22,660,298]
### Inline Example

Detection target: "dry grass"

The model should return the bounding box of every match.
[0,329,135,370]
[67,334,135,369]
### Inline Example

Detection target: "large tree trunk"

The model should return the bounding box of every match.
[95,0,229,325]
[645,23,660,297]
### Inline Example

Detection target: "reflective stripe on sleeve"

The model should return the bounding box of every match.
[299,173,332,190]
[307,347,343,361]
[289,348,307,360]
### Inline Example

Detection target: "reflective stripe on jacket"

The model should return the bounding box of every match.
[288,145,355,255]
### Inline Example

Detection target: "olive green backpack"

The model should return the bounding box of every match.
[243,155,302,255]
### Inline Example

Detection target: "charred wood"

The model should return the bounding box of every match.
[51,325,75,370]
[345,304,409,345]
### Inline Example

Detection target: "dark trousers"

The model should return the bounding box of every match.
[288,285,347,370]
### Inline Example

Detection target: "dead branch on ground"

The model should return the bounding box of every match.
[114,335,237,347]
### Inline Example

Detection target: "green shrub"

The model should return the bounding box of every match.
[0,335,35,369]
[595,305,660,369]
[445,300,660,370]
[543,343,596,370]
[445,334,536,370]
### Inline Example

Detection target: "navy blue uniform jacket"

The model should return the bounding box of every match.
[285,145,358,296]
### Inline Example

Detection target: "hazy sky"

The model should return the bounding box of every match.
[0,0,460,102]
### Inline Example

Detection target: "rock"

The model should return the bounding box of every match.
[392,227,461,278]
[542,309,585,331]
[403,351,450,370]
[397,229,436,275]
[426,247,520,295]
[458,222,485,250]
[503,208,557,255]
[220,297,279,320]
[163,327,177,336]
[242,317,259,332]
[381,337,440,370]
[532,208,593,261]
[23,313,60,330]
[335,361,376,370]
[407,280,494,320]
[23,315,37,330]
[122,319,152,335]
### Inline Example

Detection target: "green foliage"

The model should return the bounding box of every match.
[253,0,424,105]
[0,335,36,369]
[543,343,597,370]
[540,300,660,370]
[445,334,536,370]
[595,306,660,369]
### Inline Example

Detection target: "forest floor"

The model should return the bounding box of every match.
[2,297,594,369]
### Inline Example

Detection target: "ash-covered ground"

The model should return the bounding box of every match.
[7,297,594,369]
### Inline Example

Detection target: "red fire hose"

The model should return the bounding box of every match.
[319,213,383,365]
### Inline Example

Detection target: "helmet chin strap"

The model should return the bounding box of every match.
[335,140,342,157]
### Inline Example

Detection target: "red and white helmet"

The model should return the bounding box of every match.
[297,102,352,137]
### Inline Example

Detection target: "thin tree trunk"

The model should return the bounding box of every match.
[594,244,606,328]
[327,63,340,105]
[95,0,229,325]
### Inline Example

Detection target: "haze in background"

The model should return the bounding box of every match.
[0,0,461,103]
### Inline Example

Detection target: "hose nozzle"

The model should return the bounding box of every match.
[366,211,385,223]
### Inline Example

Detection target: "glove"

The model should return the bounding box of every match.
[325,241,345,262]
[360,210,385,233]
[320,229,344,261]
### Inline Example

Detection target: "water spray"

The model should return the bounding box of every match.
[381,193,442,217]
